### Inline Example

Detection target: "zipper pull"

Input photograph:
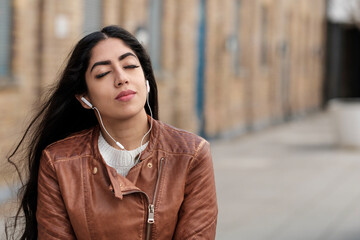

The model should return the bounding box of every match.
[148,204,155,224]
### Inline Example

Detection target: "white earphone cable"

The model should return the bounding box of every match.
[137,94,153,162]
[90,82,153,158]
[93,106,125,150]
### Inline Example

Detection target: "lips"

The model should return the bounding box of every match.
[115,90,136,102]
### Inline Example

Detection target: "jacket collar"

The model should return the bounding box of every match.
[90,115,160,199]
[91,115,158,160]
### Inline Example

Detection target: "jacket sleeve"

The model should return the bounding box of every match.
[36,150,76,239]
[173,140,218,239]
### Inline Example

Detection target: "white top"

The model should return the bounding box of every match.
[98,132,148,176]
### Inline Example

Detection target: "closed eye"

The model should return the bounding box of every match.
[124,65,140,69]
[95,71,111,79]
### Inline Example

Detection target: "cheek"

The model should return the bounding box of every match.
[85,74,108,93]
[142,87,149,104]
[86,81,108,102]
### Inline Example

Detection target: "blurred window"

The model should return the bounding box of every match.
[0,0,12,79]
[83,0,102,34]
[149,0,163,71]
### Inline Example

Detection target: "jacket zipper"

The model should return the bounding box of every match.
[146,157,165,240]
[122,190,151,239]
[122,158,165,240]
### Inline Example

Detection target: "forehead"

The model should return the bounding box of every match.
[89,38,137,63]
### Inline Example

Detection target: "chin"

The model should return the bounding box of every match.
[117,108,146,120]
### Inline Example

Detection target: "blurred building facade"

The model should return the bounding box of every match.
[0,0,326,160]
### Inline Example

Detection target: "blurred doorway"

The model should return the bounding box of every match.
[325,22,360,101]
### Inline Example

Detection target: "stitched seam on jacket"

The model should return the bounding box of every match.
[152,157,167,239]
[185,215,217,239]
[83,156,95,239]
[43,150,55,169]
[52,154,94,163]
[143,147,206,159]
[41,150,77,238]
[179,139,212,239]
[142,150,194,160]
[188,140,207,172]
[157,121,206,152]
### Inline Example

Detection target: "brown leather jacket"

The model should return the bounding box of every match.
[36,118,218,239]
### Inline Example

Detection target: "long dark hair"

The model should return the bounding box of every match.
[6,25,158,240]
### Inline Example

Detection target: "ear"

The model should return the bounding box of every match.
[75,94,93,109]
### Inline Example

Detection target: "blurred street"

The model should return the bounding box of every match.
[213,110,360,240]
[1,110,360,239]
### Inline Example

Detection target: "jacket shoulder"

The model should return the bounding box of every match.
[43,127,97,162]
[155,121,209,156]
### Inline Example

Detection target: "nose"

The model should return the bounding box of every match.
[114,68,129,87]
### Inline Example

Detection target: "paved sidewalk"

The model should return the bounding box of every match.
[212,111,360,240]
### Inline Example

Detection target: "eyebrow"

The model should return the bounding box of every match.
[90,52,137,72]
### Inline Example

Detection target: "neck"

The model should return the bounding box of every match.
[99,111,150,150]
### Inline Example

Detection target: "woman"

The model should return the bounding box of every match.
[7,25,217,240]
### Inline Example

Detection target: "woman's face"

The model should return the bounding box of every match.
[82,37,147,121]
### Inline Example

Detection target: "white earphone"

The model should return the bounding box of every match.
[146,80,150,94]
[81,97,93,109]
